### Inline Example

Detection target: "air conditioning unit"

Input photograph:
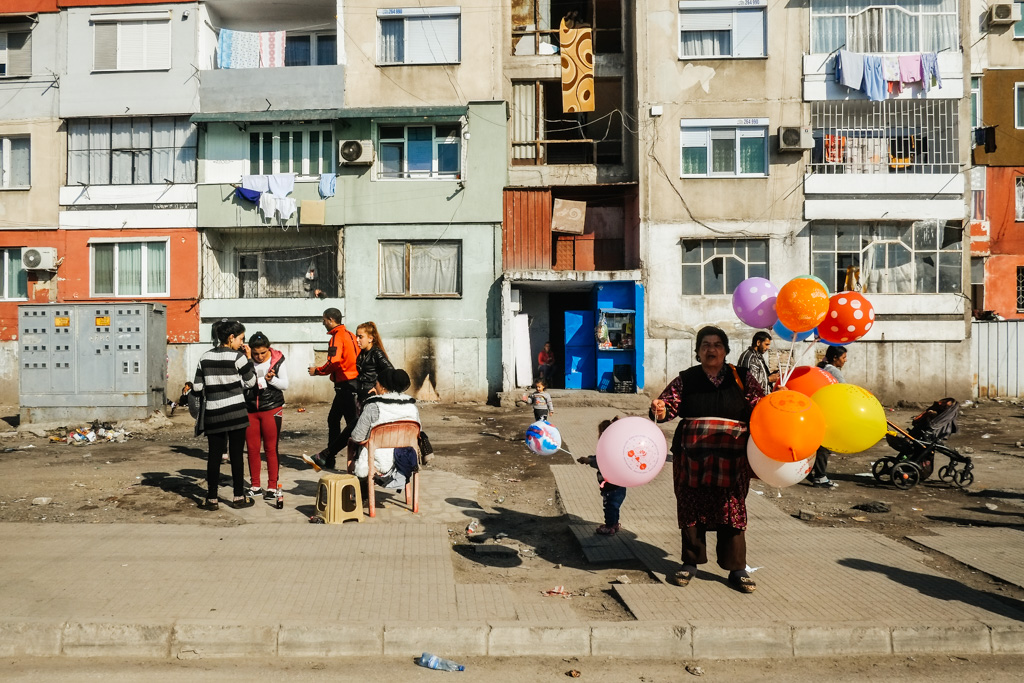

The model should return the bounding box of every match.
[338,139,374,165]
[988,3,1021,25]
[778,125,814,152]
[21,247,58,271]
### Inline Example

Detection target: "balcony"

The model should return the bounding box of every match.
[804,99,964,221]
[511,0,623,56]
[802,52,963,101]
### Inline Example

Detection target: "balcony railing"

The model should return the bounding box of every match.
[810,99,959,175]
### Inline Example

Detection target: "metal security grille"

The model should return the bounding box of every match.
[200,227,341,300]
[810,99,959,175]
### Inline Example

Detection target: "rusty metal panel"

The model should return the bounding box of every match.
[503,188,552,271]
[554,235,574,271]
[972,320,1024,398]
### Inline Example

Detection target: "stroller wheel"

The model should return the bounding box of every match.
[872,457,896,483]
[937,465,955,482]
[953,469,974,489]
[892,462,921,490]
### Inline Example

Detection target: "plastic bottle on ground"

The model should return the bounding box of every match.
[276,485,283,509]
[416,652,464,671]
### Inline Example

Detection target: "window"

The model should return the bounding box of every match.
[90,240,169,297]
[1016,84,1024,129]
[970,76,981,129]
[810,0,957,54]
[681,120,768,177]
[68,117,196,186]
[0,136,30,188]
[1,248,28,300]
[0,27,32,77]
[92,14,171,72]
[1016,1,1024,39]
[811,221,962,294]
[682,239,768,295]
[237,247,335,298]
[378,7,460,65]
[284,32,337,66]
[378,124,460,179]
[970,256,985,313]
[249,125,333,176]
[512,0,623,56]
[1016,177,1024,222]
[379,241,461,297]
[678,2,766,59]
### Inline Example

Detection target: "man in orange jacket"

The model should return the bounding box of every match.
[304,308,359,471]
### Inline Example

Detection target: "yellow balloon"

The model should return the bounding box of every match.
[811,384,886,453]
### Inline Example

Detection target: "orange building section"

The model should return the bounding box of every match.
[0,229,200,342]
[981,167,1024,320]
[5,1,59,11]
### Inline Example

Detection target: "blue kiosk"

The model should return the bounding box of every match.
[563,282,644,392]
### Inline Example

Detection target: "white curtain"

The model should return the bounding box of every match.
[811,16,845,54]
[118,243,142,295]
[885,9,918,52]
[133,118,152,184]
[410,243,458,295]
[174,118,197,183]
[922,15,956,53]
[146,242,166,294]
[380,242,407,294]
[850,9,882,52]
[680,30,729,57]
[380,19,403,63]
[111,118,134,185]
[89,119,111,185]
[68,120,90,185]
[151,118,175,183]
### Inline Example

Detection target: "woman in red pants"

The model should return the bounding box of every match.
[244,332,288,500]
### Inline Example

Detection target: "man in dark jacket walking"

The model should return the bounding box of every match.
[305,308,359,471]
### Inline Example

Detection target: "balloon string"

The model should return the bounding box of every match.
[780,337,817,387]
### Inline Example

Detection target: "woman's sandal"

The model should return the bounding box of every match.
[198,499,219,511]
[729,574,757,594]
[231,496,255,509]
[667,568,696,587]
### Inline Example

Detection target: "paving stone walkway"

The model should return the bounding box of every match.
[908,527,1024,589]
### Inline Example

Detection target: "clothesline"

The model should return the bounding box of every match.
[232,172,336,226]
[835,50,942,102]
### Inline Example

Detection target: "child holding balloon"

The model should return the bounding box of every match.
[577,417,626,536]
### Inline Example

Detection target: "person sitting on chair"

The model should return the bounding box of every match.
[347,368,420,489]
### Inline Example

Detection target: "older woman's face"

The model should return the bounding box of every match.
[699,335,726,368]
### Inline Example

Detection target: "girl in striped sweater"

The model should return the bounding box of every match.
[191,320,257,510]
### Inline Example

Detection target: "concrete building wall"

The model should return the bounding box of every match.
[0,13,60,121]
[59,3,200,118]
[0,119,62,229]
[342,0,503,107]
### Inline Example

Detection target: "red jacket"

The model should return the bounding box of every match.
[313,324,358,383]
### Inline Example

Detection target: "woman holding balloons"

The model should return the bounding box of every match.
[650,326,765,594]
[808,346,847,488]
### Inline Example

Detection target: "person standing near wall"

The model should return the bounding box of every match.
[736,331,779,393]
[304,308,359,471]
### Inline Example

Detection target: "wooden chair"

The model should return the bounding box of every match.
[363,420,421,518]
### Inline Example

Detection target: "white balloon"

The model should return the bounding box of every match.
[746,438,815,488]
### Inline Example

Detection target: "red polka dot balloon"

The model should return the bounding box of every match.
[817,292,875,344]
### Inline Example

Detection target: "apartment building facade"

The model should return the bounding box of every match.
[637,0,972,403]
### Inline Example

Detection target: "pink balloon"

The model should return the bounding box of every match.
[595,417,668,487]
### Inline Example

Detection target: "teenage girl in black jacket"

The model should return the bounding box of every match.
[355,322,394,407]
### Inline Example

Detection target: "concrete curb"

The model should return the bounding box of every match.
[0,618,1017,659]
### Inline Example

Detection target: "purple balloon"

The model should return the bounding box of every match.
[732,277,779,329]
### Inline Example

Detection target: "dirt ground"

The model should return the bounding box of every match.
[1,396,1023,619]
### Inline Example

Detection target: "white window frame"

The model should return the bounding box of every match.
[67,116,196,186]
[1016,83,1024,129]
[678,0,767,60]
[91,12,171,73]
[1,247,28,301]
[0,135,30,189]
[682,238,769,295]
[1016,177,1024,222]
[970,76,981,129]
[378,240,462,298]
[377,7,461,65]
[89,238,170,298]
[680,118,769,178]
[1016,1,1024,39]
[0,28,32,78]
[376,122,462,180]
[809,0,959,54]
[249,124,334,177]
[284,31,337,66]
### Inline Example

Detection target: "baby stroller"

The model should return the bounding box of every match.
[872,398,974,490]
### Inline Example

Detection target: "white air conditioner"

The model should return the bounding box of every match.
[21,247,58,271]
[988,3,1021,25]
[338,139,374,165]
[778,126,814,152]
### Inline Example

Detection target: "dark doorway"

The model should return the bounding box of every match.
[547,289,592,389]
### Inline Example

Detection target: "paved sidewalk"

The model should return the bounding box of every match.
[2,405,1024,661]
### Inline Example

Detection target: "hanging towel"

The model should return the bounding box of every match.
[836,50,864,90]
[318,173,336,198]
[300,200,327,225]
[234,187,261,203]
[824,135,846,163]
[259,193,277,220]
[862,56,886,101]
[898,54,922,85]
[276,197,297,221]
[921,52,942,92]
[268,173,295,197]
[984,127,997,154]
[241,174,270,193]
[259,31,286,68]
[218,29,259,69]
[882,56,902,94]
[973,128,985,147]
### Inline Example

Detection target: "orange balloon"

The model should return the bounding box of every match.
[749,390,827,462]
[776,278,829,333]
[783,366,837,397]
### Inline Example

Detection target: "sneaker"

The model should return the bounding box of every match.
[809,478,837,488]
[302,452,327,472]
[263,489,278,500]
[596,523,621,536]
[248,486,264,497]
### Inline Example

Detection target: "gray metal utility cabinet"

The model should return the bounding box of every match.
[19,304,167,424]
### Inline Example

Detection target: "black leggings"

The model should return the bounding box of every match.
[207,428,247,500]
